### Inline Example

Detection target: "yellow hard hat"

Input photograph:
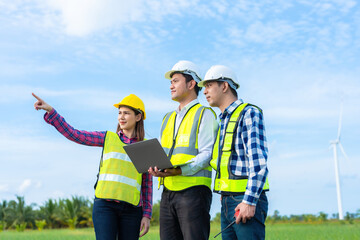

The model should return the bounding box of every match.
[113,94,146,120]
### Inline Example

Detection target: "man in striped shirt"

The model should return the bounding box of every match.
[198,65,269,240]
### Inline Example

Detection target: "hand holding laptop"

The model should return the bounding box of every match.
[123,138,193,174]
[148,166,182,177]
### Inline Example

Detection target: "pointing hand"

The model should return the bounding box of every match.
[32,93,53,113]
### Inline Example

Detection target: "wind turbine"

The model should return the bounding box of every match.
[329,104,348,220]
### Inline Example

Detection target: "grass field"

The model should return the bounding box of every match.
[0,222,359,239]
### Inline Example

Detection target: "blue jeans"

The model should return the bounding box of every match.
[92,198,142,240]
[221,193,268,240]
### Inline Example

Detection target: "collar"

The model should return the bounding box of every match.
[219,99,244,119]
[176,99,199,114]
[118,130,137,142]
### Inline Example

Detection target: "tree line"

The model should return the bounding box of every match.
[265,210,360,224]
[0,196,164,232]
[0,196,93,232]
[210,210,360,225]
[1,196,359,232]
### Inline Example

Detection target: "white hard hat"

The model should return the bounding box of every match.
[198,65,240,90]
[165,60,202,83]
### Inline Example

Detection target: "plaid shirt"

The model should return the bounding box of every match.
[219,99,268,206]
[44,109,153,219]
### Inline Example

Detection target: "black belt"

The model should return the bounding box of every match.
[221,191,267,197]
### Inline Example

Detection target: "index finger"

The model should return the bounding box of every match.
[140,226,149,237]
[32,93,43,101]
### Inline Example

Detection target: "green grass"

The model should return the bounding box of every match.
[0,228,96,240]
[266,222,360,240]
[0,222,359,240]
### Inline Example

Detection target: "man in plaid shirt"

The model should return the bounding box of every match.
[198,65,269,240]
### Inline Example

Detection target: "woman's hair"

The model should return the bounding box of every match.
[116,108,145,141]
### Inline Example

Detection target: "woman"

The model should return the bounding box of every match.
[32,93,152,240]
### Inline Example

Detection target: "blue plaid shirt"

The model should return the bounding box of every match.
[219,99,269,206]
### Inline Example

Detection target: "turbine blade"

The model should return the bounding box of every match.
[337,104,343,140]
[338,142,349,161]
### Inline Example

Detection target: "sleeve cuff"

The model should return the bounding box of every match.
[180,164,191,176]
[44,108,56,123]
[142,211,152,219]
[243,192,258,206]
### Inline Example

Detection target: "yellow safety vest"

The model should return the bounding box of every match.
[210,103,269,194]
[95,131,142,206]
[160,103,214,191]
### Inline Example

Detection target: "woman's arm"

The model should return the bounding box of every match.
[33,93,106,147]
[141,173,153,219]
[141,173,153,218]
[139,172,153,237]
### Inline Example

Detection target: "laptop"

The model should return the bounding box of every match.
[123,138,174,173]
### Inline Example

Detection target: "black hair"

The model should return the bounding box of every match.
[229,84,238,98]
[171,71,201,96]
[208,80,237,98]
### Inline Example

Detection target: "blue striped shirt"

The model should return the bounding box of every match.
[219,99,269,205]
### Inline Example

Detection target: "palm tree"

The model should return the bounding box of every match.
[57,196,91,229]
[58,198,78,229]
[0,200,8,231]
[39,199,60,229]
[318,212,328,222]
[1,195,94,229]
[7,196,35,231]
[78,198,93,227]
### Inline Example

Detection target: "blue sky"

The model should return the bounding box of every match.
[1,0,360,218]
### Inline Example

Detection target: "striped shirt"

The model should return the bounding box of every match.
[219,99,268,206]
[44,109,152,219]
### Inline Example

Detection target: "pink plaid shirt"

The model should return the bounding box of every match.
[44,109,152,219]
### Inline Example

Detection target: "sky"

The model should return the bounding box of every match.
[1,0,360,219]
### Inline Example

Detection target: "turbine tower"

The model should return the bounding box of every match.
[329,104,348,220]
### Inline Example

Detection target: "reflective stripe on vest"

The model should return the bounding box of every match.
[95,131,142,205]
[210,103,270,193]
[160,103,214,191]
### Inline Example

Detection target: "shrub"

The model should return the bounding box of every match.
[35,219,47,231]
[15,222,27,232]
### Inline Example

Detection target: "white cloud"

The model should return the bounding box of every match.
[210,0,228,14]
[51,190,65,199]
[1,0,358,73]
[211,0,359,63]
[142,95,178,112]
[47,0,144,36]
[334,22,351,47]
[0,84,175,113]
[0,0,58,33]
[0,184,9,192]
[18,179,32,193]
[244,21,294,44]
[0,0,359,216]
[45,0,210,37]
[35,181,42,189]
[340,0,357,12]
[313,0,358,14]
[0,57,66,77]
